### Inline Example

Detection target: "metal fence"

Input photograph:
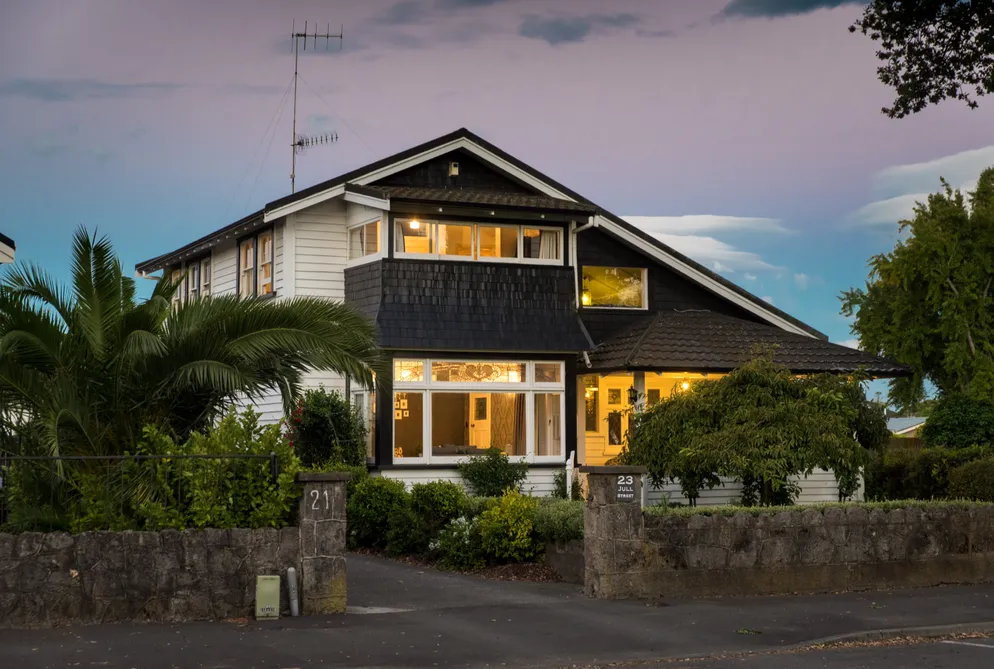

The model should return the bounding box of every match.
[0,452,280,533]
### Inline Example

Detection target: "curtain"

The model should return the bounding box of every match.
[491,393,527,456]
[539,230,557,259]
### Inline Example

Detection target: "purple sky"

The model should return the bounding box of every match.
[2,0,993,387]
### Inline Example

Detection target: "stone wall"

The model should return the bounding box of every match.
[582,466,994,600]
[0,528,300,628]
[545,540,584,584]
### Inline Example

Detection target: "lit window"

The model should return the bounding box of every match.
[581,266,646,308]
[238,238,255,298]
[522,228,560,261]
[477,225,518,259]
[535,393,562,456]
[394,359,424,383]
[395,219,434,255]
[431,392,526,457]
[534,363,562,383]
[257,231,274,295]
[431,361,526,383]
[348,220,380,261]
[394,392,424,459]
[437,223,473,257]
[647,389,661,407]
[584,377,599,432]
[353,390,376,460]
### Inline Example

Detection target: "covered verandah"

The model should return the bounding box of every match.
[574,309,910,503]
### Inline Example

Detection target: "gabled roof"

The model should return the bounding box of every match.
[365,186,598,214]
[585,309,910,377]
[135,128,823,339]
[887,416,927,435]
[0,232,14,251]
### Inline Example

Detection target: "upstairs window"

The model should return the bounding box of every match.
[348,219,380,262]
[394,218,561,264]
[238,228,275,298]
[581,266,647,309]
[187,262,201,300]
[200,257,211,296]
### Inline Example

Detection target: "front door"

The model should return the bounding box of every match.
[469,393,490,450]
[602,379,629,459]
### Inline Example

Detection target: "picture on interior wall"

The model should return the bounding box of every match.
[395,410,402,420]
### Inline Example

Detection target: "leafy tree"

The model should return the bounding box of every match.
[0,227,384,459]
[851,1,994,118]
[621,352,871,506]
[285,387,368,467]
[841,169,994,408]
[920,393,994,448]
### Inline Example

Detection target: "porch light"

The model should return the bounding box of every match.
[680,381,690,391]
[627,385,638,406]
[581,290,592,306]
[409,219,420,230]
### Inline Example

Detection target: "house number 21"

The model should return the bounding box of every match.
[310,489,330,511]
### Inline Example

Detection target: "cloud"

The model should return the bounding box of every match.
[761,295,775,305]
[650,232,782,272]
[623,215,789,235]
[0,78,183,102]
[744,273,758,281]
[793,273,809,289]
[837,338,861,350]
[720,0,864,19]
[376,1,427,25]
[847,145,994,229]
[519,13,638,46]
[437,0,509,6]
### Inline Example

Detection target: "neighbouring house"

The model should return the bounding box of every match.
[135,128,909,500]
[888,416,927,438]
[0,233,14,264]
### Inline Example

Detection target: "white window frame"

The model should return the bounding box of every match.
[580,266,649,310]
[237,227,276,299]
[200,256,212,297]
[392,358,566,465]
[352,389,376,461]
[346,216,383,268]
[393,218,563,266]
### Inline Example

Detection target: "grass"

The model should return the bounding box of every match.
[643,498,994,518]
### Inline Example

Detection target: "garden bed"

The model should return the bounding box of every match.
[349,548,567,582]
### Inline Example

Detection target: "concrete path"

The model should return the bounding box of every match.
[3,554,994,668]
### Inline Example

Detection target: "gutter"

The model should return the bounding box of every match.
[571,216,599,309]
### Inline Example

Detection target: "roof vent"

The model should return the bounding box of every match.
[448,161,460,176]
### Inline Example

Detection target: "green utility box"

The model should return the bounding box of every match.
[255,575,281,620]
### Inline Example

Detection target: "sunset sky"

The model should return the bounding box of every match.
[2,0,993,366]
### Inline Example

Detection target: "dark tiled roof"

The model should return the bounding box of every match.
[350,260,593,352]
[364,185,598,214]
[586,310,910,376]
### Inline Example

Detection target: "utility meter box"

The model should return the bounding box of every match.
[255,575,281,620]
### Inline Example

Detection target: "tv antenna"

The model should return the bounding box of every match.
[289,20,343,193]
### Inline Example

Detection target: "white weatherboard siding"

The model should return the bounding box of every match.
[377,468,559,497]
[643,468,849,507]
[294,199,347,300]
[212,243,237,296]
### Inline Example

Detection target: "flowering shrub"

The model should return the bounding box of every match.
[284,387,367,468]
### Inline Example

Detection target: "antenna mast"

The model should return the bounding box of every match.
[290,20,343,193]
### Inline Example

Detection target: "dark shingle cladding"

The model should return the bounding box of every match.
[585,309,911,377]
[361,185,598,214]
[345,259,593,352]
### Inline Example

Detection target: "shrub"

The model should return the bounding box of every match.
[864,445,991,501]
[552,469,583,501]
[435,516,486,571]
[464,496,498,519]
[921,394,994,449]
[348,477,410,549]
[478,489,540,562]
[411,480,467,536]
[457,447,529,497]
[948,457,994,502]
[286,387,368,468]
[385,506,429,556]
[533,498,583,543]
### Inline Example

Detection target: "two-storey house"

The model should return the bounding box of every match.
[136,128,907,500]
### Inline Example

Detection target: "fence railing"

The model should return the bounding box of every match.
[0,452,280,533]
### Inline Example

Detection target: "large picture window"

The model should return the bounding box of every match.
[581,266,647,309]
[392,359,565,463]
[394,218,562,264]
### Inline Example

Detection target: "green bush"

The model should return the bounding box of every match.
[457,447,529,497]
[435,516,486,571]
[285,387,368,468]
[478,489,540,562]
[347,477,410,549]
[411,481,467,536]
[552,469,583,501]
[948,457,994,501]
[921,394,994,449]
[533,498,583,543]
[864,445,991,501]
[385,505,429,556]
[643,498,991,518]
[464,496,498,519]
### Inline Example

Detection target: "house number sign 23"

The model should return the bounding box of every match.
[310,489,331,512]
[616,474,636,502]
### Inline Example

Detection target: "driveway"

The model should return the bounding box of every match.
[3,554,994,668]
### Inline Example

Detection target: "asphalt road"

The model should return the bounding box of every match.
[663,637,994,668]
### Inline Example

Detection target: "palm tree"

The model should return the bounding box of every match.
[0,226,384,458]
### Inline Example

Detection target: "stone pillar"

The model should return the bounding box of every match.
[579,465,647,599]
[296,472,350,614]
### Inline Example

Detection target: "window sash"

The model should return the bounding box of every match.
[237,229,275,298]
[348,219,380,261]
[581,266,647,309]
[393,219,562,264]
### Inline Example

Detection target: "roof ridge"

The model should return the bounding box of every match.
[625,311,667,368]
